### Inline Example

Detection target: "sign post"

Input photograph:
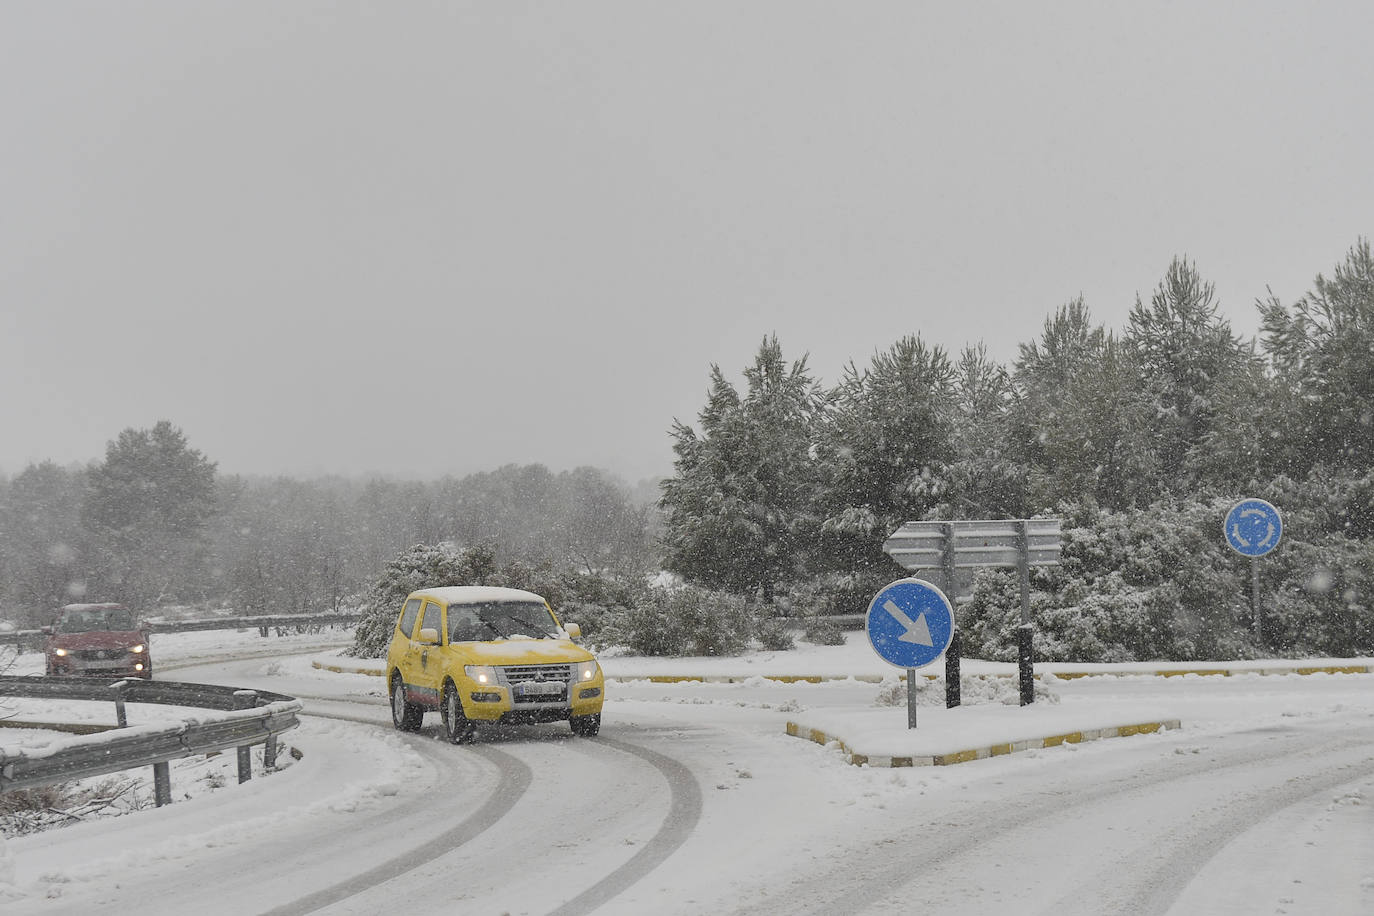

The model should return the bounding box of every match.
[865,579,955,729]
[1224,498,1282,639]
[883,519,1060,707]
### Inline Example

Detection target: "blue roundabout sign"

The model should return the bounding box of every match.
[1225,499,1282,558]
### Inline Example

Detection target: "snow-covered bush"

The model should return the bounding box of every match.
[597,582,757,657]
[1257,533,1374,656]
[801,614,847,646]
[349,543,646,657]
[350,543,494,656]
[755,617,796,651]
[958,498,1259,662]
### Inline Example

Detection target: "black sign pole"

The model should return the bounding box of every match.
[942,522,960,709]
[1016,520,1035,706]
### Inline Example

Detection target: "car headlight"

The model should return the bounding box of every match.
[130,644,146,654]
[53,648,68,657]
[464,665,502,686]
[575,660,600,682]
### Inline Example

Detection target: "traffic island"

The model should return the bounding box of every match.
[784,704,1181,768]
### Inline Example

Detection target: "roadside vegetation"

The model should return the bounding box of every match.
[2,240,1371,662]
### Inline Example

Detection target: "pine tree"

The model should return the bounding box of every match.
[1011,301,1156,510]
[1124,258,1257,495]
[660,336,821,601]
[82,421,218,606]
[940,344,1026,518]
[1260,238,1374,473]
[812,335,956,580]
[0,462,89,622]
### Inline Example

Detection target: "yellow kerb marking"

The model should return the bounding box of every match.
[1159,669,1229,678]
[934,749,980,766]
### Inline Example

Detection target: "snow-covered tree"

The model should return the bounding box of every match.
[0,462,89,624]
[660,336,822,602]
[937,343,1026,519]
[812,335,955,581]
[1125,258,1260,495]
[1260,238,1374,474]
[214,476,359,616]
[1010,302,1159,510]
[81,421,218,606]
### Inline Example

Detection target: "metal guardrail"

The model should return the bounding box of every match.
[0,612,360,648]
[0,675,303,804]
[144,612,361,634]
[0,629,46,650]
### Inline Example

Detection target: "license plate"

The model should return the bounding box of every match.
[80,658,127,669]
[514,681,564,697]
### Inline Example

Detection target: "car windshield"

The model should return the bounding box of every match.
[449,601,560,642]
[58,607,135,633]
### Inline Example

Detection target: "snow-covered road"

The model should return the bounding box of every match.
[2,634,1372,915]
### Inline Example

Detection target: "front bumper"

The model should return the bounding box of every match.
[48,656,152,679]
[462,679,605,722]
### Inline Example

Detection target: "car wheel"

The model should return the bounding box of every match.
[440,679,475,744]
[390,673,423,732]
[570,713,601,738]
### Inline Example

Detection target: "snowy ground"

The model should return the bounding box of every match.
[2,629,1372,915]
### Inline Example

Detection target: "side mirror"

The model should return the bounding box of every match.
[416,627,440,645]
[564,623,582,640]
[40,626,54,636]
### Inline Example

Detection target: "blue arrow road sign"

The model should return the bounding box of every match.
[866,578,955,670]
[1225,498,1282,557]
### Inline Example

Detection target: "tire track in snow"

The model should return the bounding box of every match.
[258,725,532,916]
[547,736,704,916]
[731,722,1374,916]
[173,652,704,914]
[1048,738,1374,915]
[162,651,536,915]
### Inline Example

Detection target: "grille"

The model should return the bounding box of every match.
[502,664,572,683]
[503,664,572,705]
[76,649,126,660]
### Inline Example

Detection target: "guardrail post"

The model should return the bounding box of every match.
[153,762,172,806]
[234,690,258,783]
[263,735,279,771]
[110,678,130,728]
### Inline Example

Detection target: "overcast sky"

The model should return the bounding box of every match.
[3,2,1371,485]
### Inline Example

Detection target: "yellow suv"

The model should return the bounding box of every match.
[385,586,605,742]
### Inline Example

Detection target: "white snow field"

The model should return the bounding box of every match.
[2,629,1371,915]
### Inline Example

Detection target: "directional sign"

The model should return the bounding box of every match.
[883,519,1062,571]
[866,578,955,670]
[1225,499,1282,557]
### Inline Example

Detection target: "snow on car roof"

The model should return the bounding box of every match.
[410,586,547,605]
[60,603,126,612]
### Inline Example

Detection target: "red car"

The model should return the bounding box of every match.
[44,603,152,679]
